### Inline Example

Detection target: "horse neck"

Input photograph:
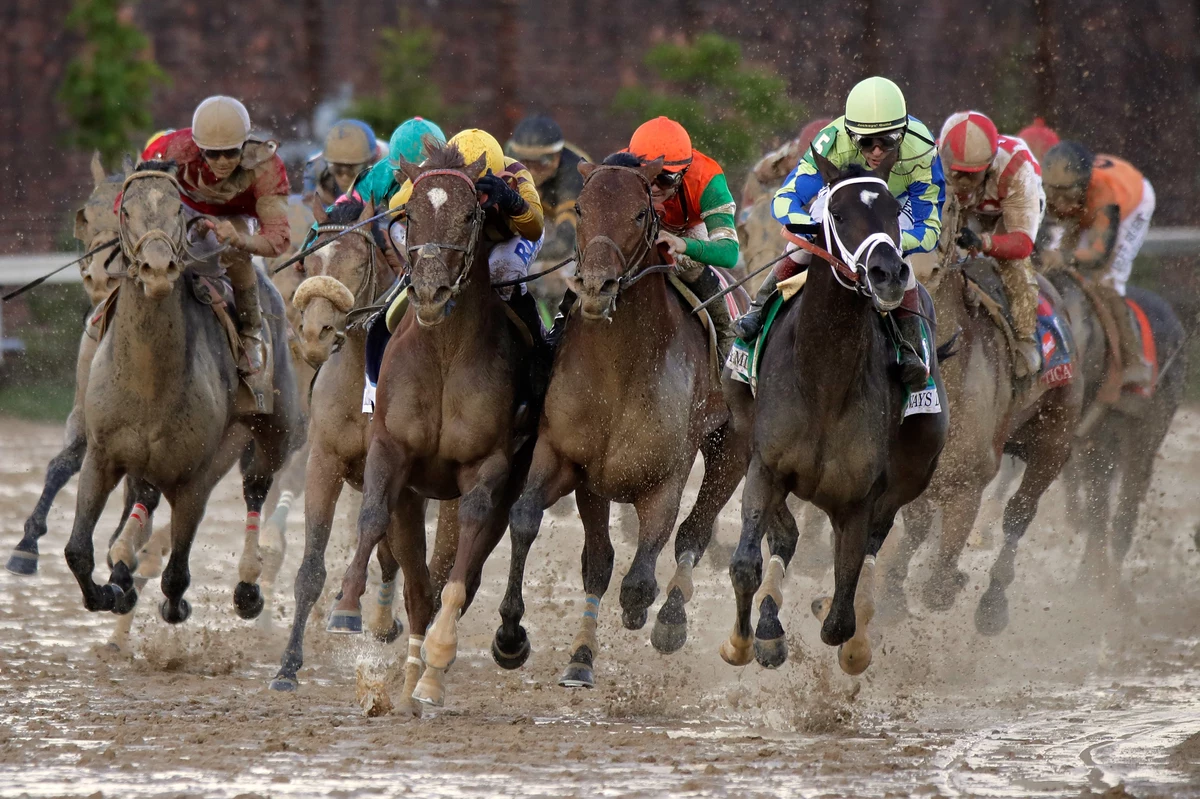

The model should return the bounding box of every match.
[794,257,883,403]
[426,238,494,352]
[573,265,675,367]
[109,277,193,392]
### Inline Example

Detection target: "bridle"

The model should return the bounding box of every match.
[572,165,667,314]
[116,170,187,274]
[306,223,383,312]
[403,168,485,298]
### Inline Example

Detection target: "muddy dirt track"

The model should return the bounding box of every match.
[1,413,1198,799]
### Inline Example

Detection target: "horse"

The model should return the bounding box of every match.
[326,143,536,708]
[62,162,303,627]
[270,198,459,701]
[722,155,949,675]
[1042,268,1186,599]
[880,252,1083,634]
[492,155,765,689]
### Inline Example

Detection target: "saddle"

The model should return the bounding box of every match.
[1063,268,1154,406]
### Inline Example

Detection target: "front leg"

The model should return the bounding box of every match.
[63,452,123,612]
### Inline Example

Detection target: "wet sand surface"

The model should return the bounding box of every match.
[1,412,1198,798]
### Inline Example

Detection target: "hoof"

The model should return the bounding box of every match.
[411,668,445,707]
[326,608,363,634]
[650,587,688,654]
[621,606,648,631]
[111,586,139,616]
[811,596,832,620]
[269,674,298,692]
[559,647,595,688]
[922,569,968,612]
[233,581,265,620]
[837,638,873,675]
[753,596,787,669]
[373,619,404,645]
[719,637,754,667]
[160,598,191,625]
[974,588,1010,636]
[491,626,531,670]
[5,548,37,576]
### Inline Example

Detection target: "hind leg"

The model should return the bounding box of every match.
[653,427,743,654]
[723,454,787,666]
[751,503,800,668]
[159,480,220,625]
[559,486,614,689]
[813,503,871,653]
[921,484,987,612]
[879,495,936,620]
[1076,450,1115,588]
[365,534,404,643]
[620,471,689,633]
[260,440,308,606]
[9,418,88,575]
[1109,417,1168,592]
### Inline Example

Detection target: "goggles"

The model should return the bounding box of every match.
[201,147,243,163]
[849,130,904,154]
[653,169,686,190]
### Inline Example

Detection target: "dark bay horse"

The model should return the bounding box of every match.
[881,255,1083,634]
[492,157,762,689]
[722,156,949,675]
[63,163,303,624]
[327,144,535,708]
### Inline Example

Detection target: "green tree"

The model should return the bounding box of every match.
[613,33,803,173]
[57,0,166,168]
[350,22,454,135]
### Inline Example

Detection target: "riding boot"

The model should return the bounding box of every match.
[1109,289,1153,385]
[1000,258,1042,378]
[892,288,931,391]
[684,264,736,360]
[545,289,577,348]
[732,271,780,341]
[507,288,553,401]
[225,250,273,404]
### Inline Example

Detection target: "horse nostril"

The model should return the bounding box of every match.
[432,286,452,306]
[600,279,619,296]
[319,325,334,342]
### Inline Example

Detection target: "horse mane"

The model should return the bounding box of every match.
[837,163,875,181]
[325,198,365,226]
[420,141,466,171]
[136,160,176,174]
[602,152,643,168]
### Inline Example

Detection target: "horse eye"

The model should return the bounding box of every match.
[831,212,844,224]
[574,202,582,216]
[636,208,646,221]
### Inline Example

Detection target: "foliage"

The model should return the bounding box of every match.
[349,22,456,135]
[613,33,803,171]
[0,286,90,422]
[57,0,166,169]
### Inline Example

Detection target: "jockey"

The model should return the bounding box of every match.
[1041,141,1156,384]
[505,115,589,262]
[304,119,382,206]
[619,116,740,357]
[140,95,291,396]
[351,117,446,208]
[1016,118,1060,163]
[738,76,945,390]
[938,110,1044,376]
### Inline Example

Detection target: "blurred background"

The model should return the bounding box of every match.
[1,0,1198,416]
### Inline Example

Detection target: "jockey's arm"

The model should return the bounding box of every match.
[680,175,739,269]
[503,167,544,241]
[1071,204,1120,269]
[899,158,944,256]
[242,194,291,258]
[771,158,825,230]
[985,163,1040,260]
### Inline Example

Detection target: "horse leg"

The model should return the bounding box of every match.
[331,437,410,632]
[63,453,125,613]
[796,501,832,577]
[384,491,435,715]
[105,478,161,650]
[271,447,345,691]
[231,448,274,622]
[922,484,987,612]
[878,495,935,621]
[1109,419,1166,595]
[976,435,1070,636]
[751,502,800,669]
[722,454,787,666]
[620,470,689,633]
[652,427,744,654]
[494,444,577,670]
[559,486,613,689]
[429,499,459,602]
[818,515,892,676]
[365,535,404,643]
[8,410,88,575]
[814,503,871,650]
[1077,454,1114,589]
[415,452,512,707]
[260,442,308,606]
[159,481,218,625]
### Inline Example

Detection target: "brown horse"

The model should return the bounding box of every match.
[492,156,760,689]
[270,199,458,699]
[328,143,535,708]
[722,157,949,675]
[63,163,303,624]
[880,254,1083,634]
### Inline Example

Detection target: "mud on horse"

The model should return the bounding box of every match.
[62,163,303,626]
[492,155,773,688]
[722,155,949,674]
[327,143,536,708]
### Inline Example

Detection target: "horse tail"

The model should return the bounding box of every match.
[936,328,961,363]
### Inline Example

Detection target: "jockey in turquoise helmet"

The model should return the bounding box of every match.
[352,117,447,207]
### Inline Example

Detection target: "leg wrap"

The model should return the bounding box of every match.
[755,555,786,607]
[570,594,601,655]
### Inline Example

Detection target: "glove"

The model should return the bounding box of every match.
[475,172,524,215]
[955,227,986,252]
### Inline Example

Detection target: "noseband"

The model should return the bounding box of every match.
[574,166,665,307]
[404,168,485,298]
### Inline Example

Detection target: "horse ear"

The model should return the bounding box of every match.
[578,161,597,180]
[311,196,329,225]
[465,153,488,179]
[90,151,106,188]
[75,208,89,242]
[396,159,423,186]
[873,149,898,183]
[357,199,375,224]
[640,157,665,185]
[811,145,840,185]
[121,154,135,178]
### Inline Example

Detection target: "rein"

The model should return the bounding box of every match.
[575,165,663,299]
[404,168,485,298]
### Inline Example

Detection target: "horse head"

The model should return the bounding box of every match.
[811,149,907,312]
[292,199,383,366]
[570,155,663,321]
[394,143,487,327]
[75,152,127,306]
[118,161,185,300]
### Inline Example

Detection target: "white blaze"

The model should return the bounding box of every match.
[860,189,879,208]
[428,187,448,211]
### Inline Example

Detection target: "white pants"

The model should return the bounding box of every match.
[388,222,544,299]
[1104,178,1155,296]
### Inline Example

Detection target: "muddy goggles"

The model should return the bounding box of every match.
[849,129,904,153]
[201,146,243,162]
